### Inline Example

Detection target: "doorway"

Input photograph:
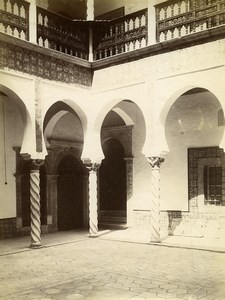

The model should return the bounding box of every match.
[57,155,84,230]
[99,139,127,225]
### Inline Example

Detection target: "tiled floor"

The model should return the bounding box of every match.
[0,230,225,299]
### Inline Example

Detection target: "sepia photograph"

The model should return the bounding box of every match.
[0,0,225,299]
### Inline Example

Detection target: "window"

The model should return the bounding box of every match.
[204,166,224,205]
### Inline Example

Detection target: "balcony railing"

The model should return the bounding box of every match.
[94,9,148,60]
[0,0,29,40]
[37,7,88,60]
[0,1,225,62]
[155,0,225,42]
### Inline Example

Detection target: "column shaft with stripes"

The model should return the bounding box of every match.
[87,163,101,237]
[30,160,43,248]
[147,156,164,243]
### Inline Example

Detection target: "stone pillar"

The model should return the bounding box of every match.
[30,159,44,248]
[87,0,94,21]
[147,0,157,45]
[88,26,94,62]
[147,156,164,243]
[85,162,101,237]
[28,0,37,43]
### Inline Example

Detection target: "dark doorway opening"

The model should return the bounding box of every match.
[57,155,84,231]
[99,139,127,227]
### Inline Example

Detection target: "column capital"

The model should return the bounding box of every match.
[147,156,164,169]
[86,162,101,172]
[82,158,101,172]
[30,159,44,171]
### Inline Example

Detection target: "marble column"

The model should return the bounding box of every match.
[86,163,101,237]
[147,156,164,243]
[29,159,44,248]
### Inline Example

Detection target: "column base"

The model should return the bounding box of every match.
[30,242,43,249]
[88,233,98,238]
[150,239,161,244]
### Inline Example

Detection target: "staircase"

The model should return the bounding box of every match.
[99,210,127,230]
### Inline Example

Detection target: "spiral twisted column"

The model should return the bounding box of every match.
[147,156,164,243]
[30,159,44,249]
[85,162,101,237]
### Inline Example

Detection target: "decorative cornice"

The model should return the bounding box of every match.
[0,33,91,68]
[0,33,92,86]
[1,25,224,76]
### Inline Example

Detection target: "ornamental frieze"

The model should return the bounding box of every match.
[0,39,92,86]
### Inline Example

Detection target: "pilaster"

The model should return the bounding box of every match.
[124,157,133,200]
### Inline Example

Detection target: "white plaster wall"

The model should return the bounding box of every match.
[92,38,225,212]
[0,98,23,218]
[161,91,224,211]
[41,80,90,124]
[50,112,84,143]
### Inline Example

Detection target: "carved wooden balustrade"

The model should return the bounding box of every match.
[155,0,225,42]
[37,7,88,59]
[0,0,29,40]
[94,9,148,60]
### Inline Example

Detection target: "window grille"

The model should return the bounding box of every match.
[204,165,224,205]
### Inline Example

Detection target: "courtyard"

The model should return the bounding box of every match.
[0,231,225,300]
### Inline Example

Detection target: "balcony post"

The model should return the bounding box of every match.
[148,0,157,45]
[87,0,94,21]
[87,0,94,61]
[89,25,94,62]
[27,0,37,43]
